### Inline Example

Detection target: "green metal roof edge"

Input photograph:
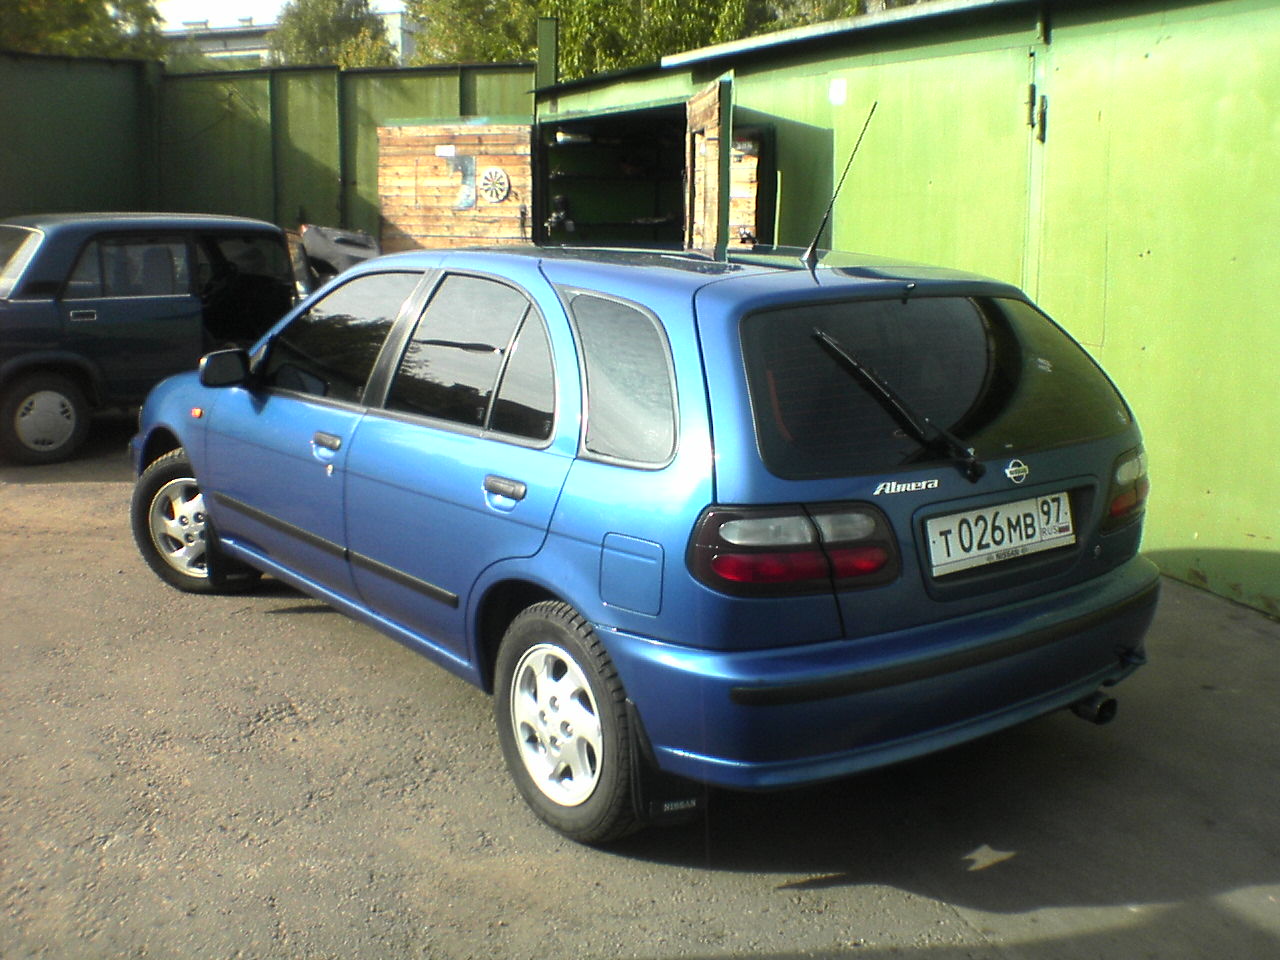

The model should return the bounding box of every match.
[661,0,1035,69]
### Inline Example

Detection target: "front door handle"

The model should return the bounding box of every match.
[69,309,97,322]
[312,431,342,451]
[484,475,527,501]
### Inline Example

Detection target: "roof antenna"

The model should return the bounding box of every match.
[801,100,878,271]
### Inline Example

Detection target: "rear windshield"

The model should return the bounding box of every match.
[0,226,40,298]
[741,296,1130,479]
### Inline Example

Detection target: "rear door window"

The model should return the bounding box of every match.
[67,237,190,299]
[385,274,554,442]
[741,296,1130,479]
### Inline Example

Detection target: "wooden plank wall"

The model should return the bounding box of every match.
[378,124,532,251]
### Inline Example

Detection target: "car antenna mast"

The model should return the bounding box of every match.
[801,100,878,270]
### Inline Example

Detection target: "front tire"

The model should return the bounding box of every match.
[0,372,90,464]
[131,449,260,594]
[494,601,641,843]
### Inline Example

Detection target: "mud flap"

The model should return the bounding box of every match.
[626,700,706,825]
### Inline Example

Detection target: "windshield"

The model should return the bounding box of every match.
[0,226,41,299]
[741,296,1130,480]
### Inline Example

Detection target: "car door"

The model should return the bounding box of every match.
[200,270,426,598]
[344,268,571,663]
[59,234,204,403]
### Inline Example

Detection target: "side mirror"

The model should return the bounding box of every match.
[199,348,250,387]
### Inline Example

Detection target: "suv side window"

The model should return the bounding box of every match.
[386,274,554,441]
[66,237,190,299]
[566,292,676,465]
[262,271,420,404]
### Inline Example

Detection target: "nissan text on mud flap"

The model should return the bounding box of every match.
[130,245,1158,843]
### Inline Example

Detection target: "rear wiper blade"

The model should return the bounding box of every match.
[812,327,985,482]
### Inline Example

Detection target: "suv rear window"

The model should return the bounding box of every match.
[742,296,1130,480]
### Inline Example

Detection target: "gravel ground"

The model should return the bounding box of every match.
[2,420,1278,959]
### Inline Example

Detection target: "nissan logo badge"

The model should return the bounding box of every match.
[1005,459,1030,484]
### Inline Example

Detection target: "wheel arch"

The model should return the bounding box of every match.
[136,426,183,475]
[0,353,104,408]
[473,578,562,694]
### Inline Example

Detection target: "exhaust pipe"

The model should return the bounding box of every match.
[1071,691,1118,725]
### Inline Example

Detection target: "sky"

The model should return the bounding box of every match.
[155,0,405,31]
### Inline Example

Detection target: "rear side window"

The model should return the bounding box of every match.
[66,237,191,299]
[0,226,39,298]
[742,296,1130,479]
[386,274,554,441]
[263,271,420,403]
[567,293,676,466]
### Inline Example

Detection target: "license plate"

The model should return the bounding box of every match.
[926,491,1075,577]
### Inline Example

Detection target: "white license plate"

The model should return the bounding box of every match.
[926,492,1075,577]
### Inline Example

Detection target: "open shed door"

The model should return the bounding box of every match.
[685,77,733,259]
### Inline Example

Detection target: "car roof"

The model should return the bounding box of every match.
[362,244,1023,303]
[2,212,283,238]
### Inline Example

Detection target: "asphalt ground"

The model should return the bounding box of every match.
[2,416,1278,959]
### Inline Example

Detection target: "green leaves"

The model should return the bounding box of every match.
[270,0,397,68]
[0,0,164,58]
[403,0,927,81]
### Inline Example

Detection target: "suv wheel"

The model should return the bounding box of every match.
[131,449,261,594]
[0,373,90,464]
[494,601,641,843]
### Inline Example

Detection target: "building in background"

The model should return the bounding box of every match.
[162,6,417,68]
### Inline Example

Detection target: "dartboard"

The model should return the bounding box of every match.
[478,167,511,203]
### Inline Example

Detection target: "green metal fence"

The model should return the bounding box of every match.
[159,63,534,236]
[0,52,161,216]
[1,52,532,239]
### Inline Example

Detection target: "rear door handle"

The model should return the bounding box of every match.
[312,431,342,451]
[484,475,527,501]
[69,309,97,322]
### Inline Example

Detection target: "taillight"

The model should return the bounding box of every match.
[1103,446,1150,531]
[689,504,898,596]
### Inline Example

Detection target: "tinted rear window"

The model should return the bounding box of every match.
[741,296,1130,479]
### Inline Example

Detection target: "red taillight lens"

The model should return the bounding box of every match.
[829,545,890,577]
[689,504,898,596]
[1104,446,1150,530]
[711,550,830,584]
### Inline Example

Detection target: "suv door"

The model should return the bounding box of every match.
[344,270,569,662]
[59,234,203,403]
[201,270,425,597]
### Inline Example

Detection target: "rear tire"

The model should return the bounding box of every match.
[131,449,260,594]
[0,372,90,464]
[494,601,641,844]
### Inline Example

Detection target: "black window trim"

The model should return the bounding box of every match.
[556,284,680,471]
[367,268,560,450]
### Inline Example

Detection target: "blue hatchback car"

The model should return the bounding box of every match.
[130,246,1158,842]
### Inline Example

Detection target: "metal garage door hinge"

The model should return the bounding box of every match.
[1027,84,1048,142]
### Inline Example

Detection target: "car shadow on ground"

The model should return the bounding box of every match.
[0,412,135,484]
[613,587,1280,929]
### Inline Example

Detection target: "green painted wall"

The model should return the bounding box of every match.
[1035,0,1280,614]
[536,0,1279,615]
[0,52,158,217]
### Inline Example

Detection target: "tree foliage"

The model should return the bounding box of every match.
[270,0,397,68]
[405,0,927,79]
[0,0,164,59]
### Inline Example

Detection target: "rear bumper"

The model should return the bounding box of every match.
[603,557,1160,790]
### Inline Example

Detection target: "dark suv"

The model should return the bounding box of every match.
[0,212,298,463]
[130,245,1158,842]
